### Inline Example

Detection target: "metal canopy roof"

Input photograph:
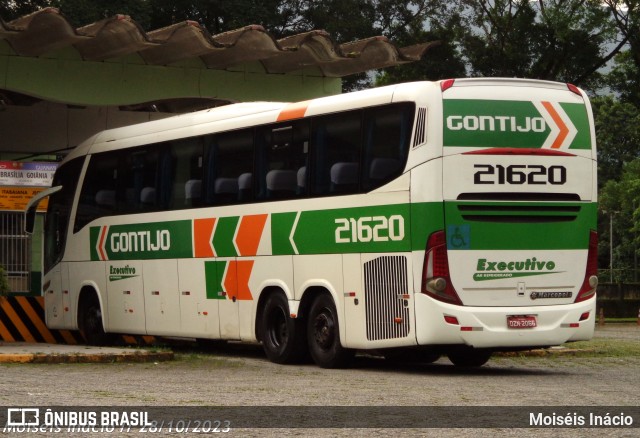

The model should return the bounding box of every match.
[0,7,437,78]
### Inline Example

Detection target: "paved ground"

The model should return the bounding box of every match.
[1,322,636,363]
[0,324,638,437]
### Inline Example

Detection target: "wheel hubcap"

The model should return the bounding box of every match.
[313,310,334,350]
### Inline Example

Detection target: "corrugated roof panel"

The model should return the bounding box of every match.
[142,21,218,65]
[0,7,88,56]
[76,15,157,61]
[0,7,436,77]
[201,25,282,69]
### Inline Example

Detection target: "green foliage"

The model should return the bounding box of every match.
[0,0,53,21]
[593,96,640,184]
[606,51,640,108]
[455,0,617,89]
[599,158,640,282]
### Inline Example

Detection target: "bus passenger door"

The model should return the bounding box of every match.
[143,260,180,336]
[106,260,145,334]
[43,264,67,329]
[178,259,220,339]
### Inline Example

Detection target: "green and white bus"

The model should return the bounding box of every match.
[26,78,598,368]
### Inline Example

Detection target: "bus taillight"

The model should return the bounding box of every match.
[575,230,598,303]
[440,79,455,92]
[422,230,463,306]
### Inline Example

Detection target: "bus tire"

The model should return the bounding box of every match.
[78,292,111,346]
[447,348,492,367]
[307,293,354,368]
[260,292,307,364]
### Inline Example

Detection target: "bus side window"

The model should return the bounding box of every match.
[169,137,203,209]
[121,148,161,213]
[256,120,309,201]
[204,129,253,206]
[362,103,414,191]
[311,111,362,196]
[75,152,118,231]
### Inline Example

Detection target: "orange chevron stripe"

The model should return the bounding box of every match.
[223,260,254,301]
[235,260,254,301]
[223,262,238,300]
[277,101,309,121]
[194,218,216,257]
[98,226,109,260]
[235,214,267,256]
[542,101,569,149]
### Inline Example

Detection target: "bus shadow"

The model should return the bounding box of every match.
[165,338,571,377]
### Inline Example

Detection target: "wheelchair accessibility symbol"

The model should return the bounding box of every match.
[447,224,470,249]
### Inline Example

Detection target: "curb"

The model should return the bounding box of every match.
[0,350,174,364]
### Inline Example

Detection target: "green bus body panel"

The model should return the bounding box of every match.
[88,201,594,261]
[90,221,192,260]
[204,260,227,300]
[443,100,591,150]
[271,212,298,255]
[444,202,597,251]
[410,202,445,251]
[213,216,240,257]
[90,203,433,261]
[273,204,413,255]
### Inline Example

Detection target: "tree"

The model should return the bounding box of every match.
[593,95,640,184]
[376,2,467,84]
[0,0,52,22]
[607,50,640,107]
[454,0,619,89]
[599,158,640,282]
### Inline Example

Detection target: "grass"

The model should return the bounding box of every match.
[562,338,640,358]
[603,317,638,323]
[173,352,246,368]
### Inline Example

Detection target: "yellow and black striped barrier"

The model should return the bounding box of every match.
[0,296,155,346]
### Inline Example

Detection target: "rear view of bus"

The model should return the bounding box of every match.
[417,79,597,365]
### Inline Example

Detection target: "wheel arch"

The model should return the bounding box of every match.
[76,283,105,332]
[254,285,289,341]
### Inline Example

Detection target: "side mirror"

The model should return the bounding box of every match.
[24,186,62,234]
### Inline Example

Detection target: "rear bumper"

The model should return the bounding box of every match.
[415,293,596,349]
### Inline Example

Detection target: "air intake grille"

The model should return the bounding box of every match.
[413,107,427,147]
[457,203,581,223]
[364,256,410,341]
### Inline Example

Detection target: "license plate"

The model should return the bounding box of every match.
[507,315,537,329]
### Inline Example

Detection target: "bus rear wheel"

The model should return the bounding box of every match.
[79,293,111,346]
[307,293,354,368]
[447,348,492,367]
[260,292,307,364]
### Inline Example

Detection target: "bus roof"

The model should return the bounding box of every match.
[65,82,423,161]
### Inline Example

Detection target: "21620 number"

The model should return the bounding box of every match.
[473,164,566,185]
[335,215,405,243]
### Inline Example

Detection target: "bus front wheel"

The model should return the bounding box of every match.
[307,293,354,368]
[260,292,307,364]
[79,292,111,346]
